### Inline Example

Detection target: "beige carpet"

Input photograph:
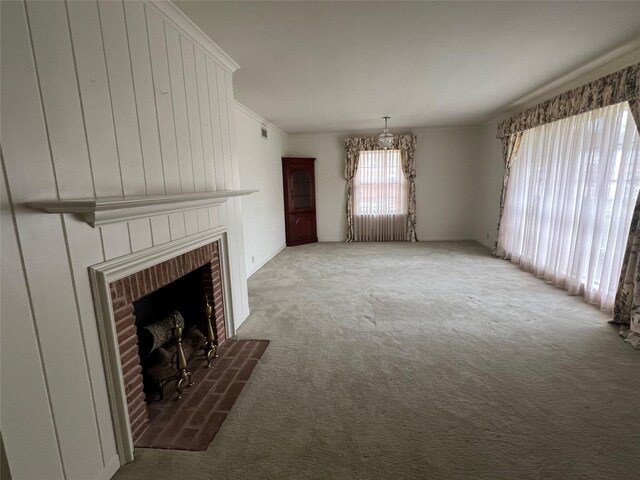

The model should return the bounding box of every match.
[115,242,639,480]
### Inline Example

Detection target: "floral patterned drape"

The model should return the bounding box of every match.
[399,135,418,242]
[344,135,417,242]
[493,132,523,256]
[344,140,361,243]
[612,98,640,348]
[629,97,640,131]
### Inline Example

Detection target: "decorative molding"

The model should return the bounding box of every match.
[485,41,640,126]
[419,236,475,242]
[234,100,288,138]
[27,190,258,227]
[88,228,233,466]
[148,1,240,73]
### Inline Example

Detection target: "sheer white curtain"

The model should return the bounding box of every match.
[498,102,640,311]
[353,149,408,241]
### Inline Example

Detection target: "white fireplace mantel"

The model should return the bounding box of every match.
[27,190,258,227]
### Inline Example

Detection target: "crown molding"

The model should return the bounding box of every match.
[484,38,640,126]
[148,1,240,73]
[234,101,288,138]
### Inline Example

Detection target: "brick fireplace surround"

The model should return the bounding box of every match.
[108,241,226,444]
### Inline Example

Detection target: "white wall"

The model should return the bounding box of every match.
[0,1,247,479]
[473,123,504,249]
[412,127,480,241]
[287,128,480,242]
[235,103,288,277]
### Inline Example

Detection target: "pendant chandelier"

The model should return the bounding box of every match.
[378,116,394,149]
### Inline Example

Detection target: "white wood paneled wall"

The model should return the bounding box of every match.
[0,1,247,479]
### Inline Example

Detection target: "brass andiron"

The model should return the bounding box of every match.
[173,315,194,400]
[203,295,219,367]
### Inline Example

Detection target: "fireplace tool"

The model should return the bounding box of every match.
[155,311,194,400]
[172,313,194,399]
[203,295,219,367]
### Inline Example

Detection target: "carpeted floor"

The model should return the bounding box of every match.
[115,241,639,480]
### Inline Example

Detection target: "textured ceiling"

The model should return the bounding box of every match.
[174,1,640,133]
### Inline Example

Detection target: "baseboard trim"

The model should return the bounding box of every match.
[97,456,121,480]
[315,237,478,243]
[247,244,286,278]
[473,239,494,250]
[418,236,474,242]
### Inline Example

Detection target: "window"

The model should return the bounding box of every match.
[498,102,640,311]
[354,149,408,216]
[352,149,409,241]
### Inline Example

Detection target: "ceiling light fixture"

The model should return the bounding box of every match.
[378,116,394,150]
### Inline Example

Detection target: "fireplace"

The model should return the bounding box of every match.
[134,266,207,403]
[107,241,227,445]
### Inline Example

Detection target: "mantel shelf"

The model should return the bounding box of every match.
[27,190,259,227]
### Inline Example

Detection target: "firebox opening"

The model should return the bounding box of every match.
[133,265,208,403]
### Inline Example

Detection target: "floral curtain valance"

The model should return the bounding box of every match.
[343,135,417,153]
[344,134,417,242]
[496,63,639,139]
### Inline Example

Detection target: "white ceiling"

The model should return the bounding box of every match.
[174,1,640,133]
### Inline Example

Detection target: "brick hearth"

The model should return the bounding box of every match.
[108,241,226,444]
[137,339,269,450]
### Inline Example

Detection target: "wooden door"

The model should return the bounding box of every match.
[282,157,317,246]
